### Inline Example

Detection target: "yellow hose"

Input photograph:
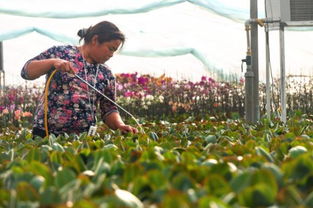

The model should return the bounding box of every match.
[44,69,58,137]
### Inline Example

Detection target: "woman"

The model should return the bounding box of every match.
[21,21,138,137]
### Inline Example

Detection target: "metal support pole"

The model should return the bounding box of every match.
[265,29,271,120]
[0,41,5,96]
[251,0,259,123]
[245,60,254,122]
[279,25,287,123]
[244,23,254,122]
[245,0,259,123]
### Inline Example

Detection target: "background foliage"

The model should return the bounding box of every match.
[1,73,313,128]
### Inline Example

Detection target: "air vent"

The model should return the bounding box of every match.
[266,0,313,27]
[290,0,313,21]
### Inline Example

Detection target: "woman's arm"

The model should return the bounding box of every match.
[25,58,76,80]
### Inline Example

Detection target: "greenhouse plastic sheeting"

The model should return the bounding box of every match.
[0,0,249,21]
[1,0,313,85]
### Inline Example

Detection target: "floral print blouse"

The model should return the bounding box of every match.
[21,45,118,135]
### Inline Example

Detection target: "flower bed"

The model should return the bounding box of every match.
[2,73,313,129]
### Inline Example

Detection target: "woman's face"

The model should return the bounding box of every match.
[90,38,122,64]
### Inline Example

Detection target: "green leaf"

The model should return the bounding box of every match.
[147,170,167,190]
[255,146,274,162]
[40,187,62,206]
[73,199,99,208]
[26,149,41,162]
[29,161,54,186]
[103,144,118,151]
[59,179,81,200]
[41,145,53,152]
[16,201,39,208]
[48,134,57,146]
[16,181,38,201]
[154,146,165,161]
[172,173,195,191]
[261,163,283,186]
[82,170,95,177]
[304,191,313,207]
[55,167,77,189]
[205,174,231,196]
[198,196,231,208]
[92,158,110,176]
[201,159,218,167]
[288,146,308,159]
[63,152,87,173]
[239,183,276,207]
[0,189,10,205]
[230,172,252,193]
[30,175,45,191]
[51,142,65,152]
[283,155,313,181]
[149,132,159,141]
[204,135,217,144]
[237,169,278,207]
[128,176,152,201]
[278,185,302,205]
[161,189,190,208]
[114,188,143,208]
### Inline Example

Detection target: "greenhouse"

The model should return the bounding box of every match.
[0,0,313,207]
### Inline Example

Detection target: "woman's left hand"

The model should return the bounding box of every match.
[117,124,138,134]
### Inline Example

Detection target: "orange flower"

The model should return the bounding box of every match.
[2,108,9,114]
[22,112,33,117]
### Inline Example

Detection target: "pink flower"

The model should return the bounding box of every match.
[124,91,134,97]
[51,82,57,89]
[63,100,70,105]
[138,76,149,86]
[98,73,104,79]
[8,94,16,102]
[72,94,81,103]
[208,78,215,83]
[117,84,123,91]
[58,116,68,124]
[14,109,22,120]
[80,83,88,91]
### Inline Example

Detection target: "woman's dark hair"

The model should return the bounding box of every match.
[77,21,125,46]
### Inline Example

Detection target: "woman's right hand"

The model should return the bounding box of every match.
[53,59,77,74]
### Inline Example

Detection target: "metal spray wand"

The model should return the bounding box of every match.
[74,74,145,134]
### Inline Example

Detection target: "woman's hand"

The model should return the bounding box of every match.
[117,124,138,134]
[105,112,138,134]
[53,59,77,74]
